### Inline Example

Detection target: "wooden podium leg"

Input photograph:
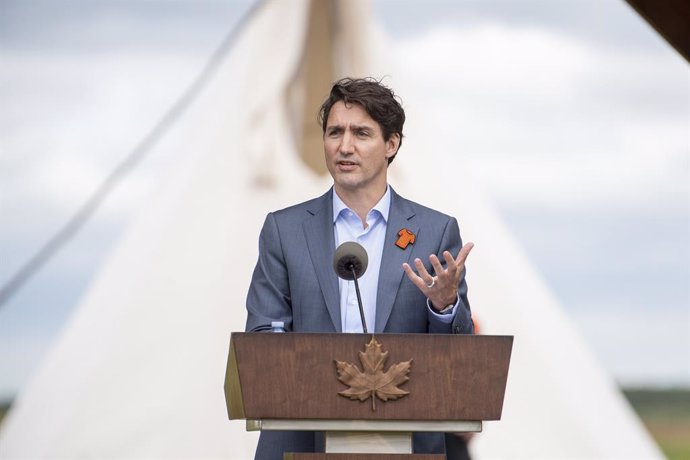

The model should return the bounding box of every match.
[325,431,412,453]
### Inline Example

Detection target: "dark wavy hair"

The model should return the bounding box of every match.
[318,77,405,165]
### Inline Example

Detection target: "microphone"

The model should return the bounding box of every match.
[333,242,369,333]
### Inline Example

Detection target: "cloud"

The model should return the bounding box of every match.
[572,304,690,386]
[394,24,688,211]
[0,0,253,54]
[0,52,200,223]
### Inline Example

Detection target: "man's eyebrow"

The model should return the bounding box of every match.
[325,122,375,132]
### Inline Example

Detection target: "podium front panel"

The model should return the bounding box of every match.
[225,333,512,422]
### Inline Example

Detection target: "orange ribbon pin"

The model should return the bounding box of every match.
[395,228,416,249]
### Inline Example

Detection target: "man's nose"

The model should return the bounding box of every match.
[339,131,355,154]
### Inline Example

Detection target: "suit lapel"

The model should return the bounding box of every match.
[375,189,418,332]
[303,189,342,332]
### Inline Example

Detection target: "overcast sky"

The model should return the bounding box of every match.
[0,0,688,400]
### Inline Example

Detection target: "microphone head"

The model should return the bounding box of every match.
[333,241,368,280]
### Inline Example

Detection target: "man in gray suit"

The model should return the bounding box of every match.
[245,77,474,458]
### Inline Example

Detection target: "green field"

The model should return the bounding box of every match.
[0,401,8,425]
[1,390,688,458]
[624,389,690,460]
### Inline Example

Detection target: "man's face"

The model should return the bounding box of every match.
[323,101,399,197]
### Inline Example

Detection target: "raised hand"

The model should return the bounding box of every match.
[402,242,474,311]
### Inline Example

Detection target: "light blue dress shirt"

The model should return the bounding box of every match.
[333,186,457,333]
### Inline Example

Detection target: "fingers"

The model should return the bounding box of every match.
[436,244,474,275]
[455,242,474,265]
[403,243,475,297]
[402,262,430,291]
[413,258,433,283]
[442,251,455,268]
[429,254,445,277]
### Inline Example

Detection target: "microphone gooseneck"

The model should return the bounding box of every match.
[333,242,369,333]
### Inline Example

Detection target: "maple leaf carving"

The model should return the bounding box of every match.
[335,337,412,411]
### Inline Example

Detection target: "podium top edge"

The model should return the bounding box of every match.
[231,332,514,339]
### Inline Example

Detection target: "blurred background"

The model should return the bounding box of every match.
[1,0,688,457]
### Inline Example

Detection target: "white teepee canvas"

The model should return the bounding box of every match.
[0,1,663,459]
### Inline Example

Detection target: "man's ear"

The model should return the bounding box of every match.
[385,133,401,158]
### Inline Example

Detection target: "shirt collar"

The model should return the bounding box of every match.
[332,185,391,223]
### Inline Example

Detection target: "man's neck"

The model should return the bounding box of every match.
[334,184,388,226]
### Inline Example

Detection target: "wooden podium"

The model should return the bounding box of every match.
[224,333,512,459]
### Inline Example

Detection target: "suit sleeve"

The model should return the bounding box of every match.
[427,217,474,335]
[245,213,293,332]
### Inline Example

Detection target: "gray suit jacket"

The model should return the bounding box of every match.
[245,187,473,458]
